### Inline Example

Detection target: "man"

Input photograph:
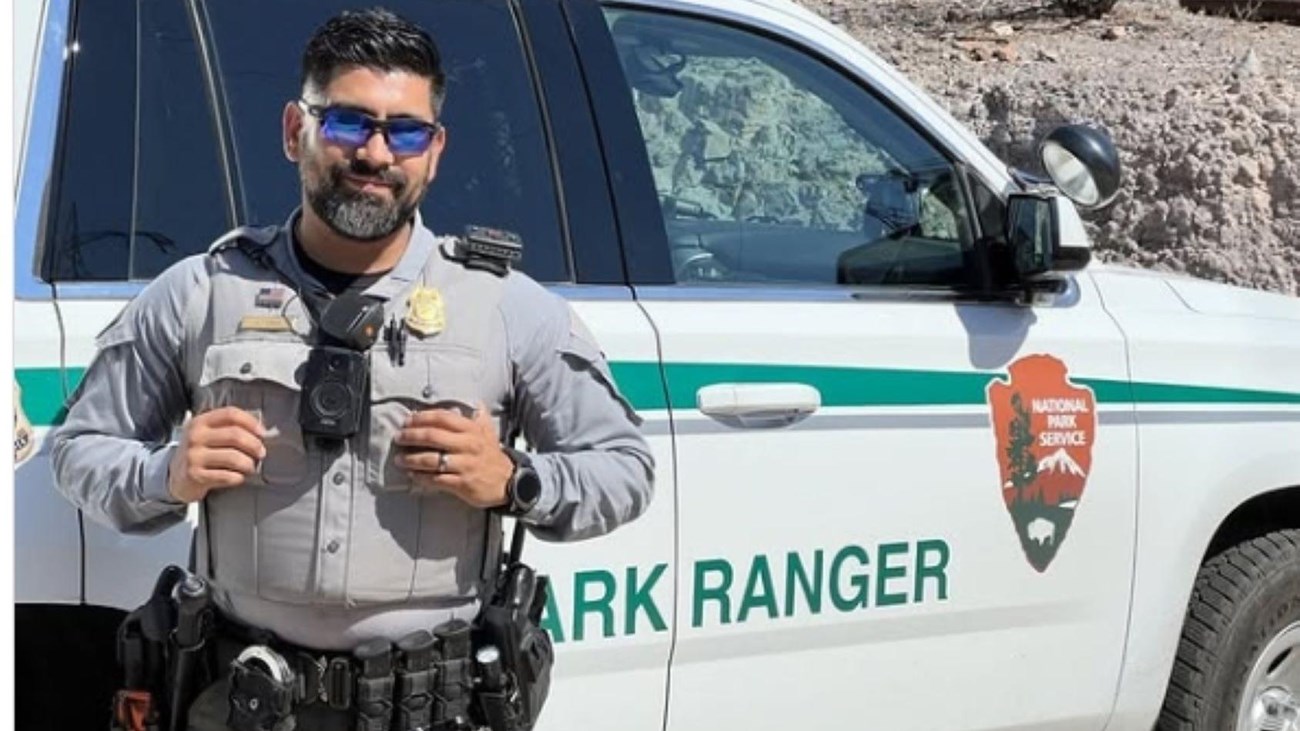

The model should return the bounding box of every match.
[50,8,654,730]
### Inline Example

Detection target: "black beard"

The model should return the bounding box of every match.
[304,159,420,242]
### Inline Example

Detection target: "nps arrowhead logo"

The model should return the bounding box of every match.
[986,355,1097,572]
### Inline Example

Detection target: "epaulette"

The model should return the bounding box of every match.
[445,225,523,278]
[208,225,279,269]
[208,225,279,255]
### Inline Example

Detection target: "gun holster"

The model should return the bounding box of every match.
[473,523,554,731]
[112,565,217,731]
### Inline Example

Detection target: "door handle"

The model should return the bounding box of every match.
[696,383,821,429]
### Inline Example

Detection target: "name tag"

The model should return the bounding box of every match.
[238,314,295,333]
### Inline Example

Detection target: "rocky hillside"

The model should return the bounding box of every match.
[797,0,1300,294]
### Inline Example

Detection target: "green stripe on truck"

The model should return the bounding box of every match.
[14,363,1300,428]
[15,366,77,428]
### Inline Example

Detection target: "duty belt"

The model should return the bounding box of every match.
[216,614,473,731]
[114,523,553,731]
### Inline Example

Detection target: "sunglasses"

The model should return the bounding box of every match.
[298,101,442,156]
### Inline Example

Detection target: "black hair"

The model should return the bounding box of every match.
[301,7,446,113]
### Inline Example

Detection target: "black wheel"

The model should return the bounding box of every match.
[1159,530,1300,730]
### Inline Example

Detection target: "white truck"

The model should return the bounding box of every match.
[13,0,1300,729]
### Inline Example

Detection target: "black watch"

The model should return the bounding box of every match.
[498,447,542,518]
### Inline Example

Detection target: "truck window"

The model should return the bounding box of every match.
[204,0,570,283]
[604,9,978,289]
[41,0,570,284]
[41,0,229,282]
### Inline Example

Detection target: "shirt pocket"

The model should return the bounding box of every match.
[198,341,311,488]
[199,340,318,603]
[366,344,483,493]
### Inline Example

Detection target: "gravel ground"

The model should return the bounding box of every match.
[796,0,1300,294]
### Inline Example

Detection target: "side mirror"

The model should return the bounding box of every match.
[1038,125,1122,210]
[1006,193,1091,281]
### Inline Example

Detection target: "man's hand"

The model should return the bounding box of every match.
[396,404,513,508]
[167,406,267,504]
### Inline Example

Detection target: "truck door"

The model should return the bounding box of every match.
[15,0,82,611]
[571,1,1139,729]
[26,0,234,614]
[16,1,213,725]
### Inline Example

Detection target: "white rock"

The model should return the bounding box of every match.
[1232,48,1261,79]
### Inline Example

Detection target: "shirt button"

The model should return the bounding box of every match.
[326,539,341,554]
[239,362,253,375]
[332,472,346,485]
[421,386,434,398]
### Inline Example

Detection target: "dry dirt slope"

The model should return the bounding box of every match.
[797,0,1300,295]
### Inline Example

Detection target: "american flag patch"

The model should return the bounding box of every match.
[255,287,288,309]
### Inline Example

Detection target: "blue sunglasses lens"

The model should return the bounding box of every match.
[320,109,372,146]
[386,122,435,154]
[319,108,435,154]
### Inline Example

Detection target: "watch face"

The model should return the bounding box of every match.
[515,468,542,506]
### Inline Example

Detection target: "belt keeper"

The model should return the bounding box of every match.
[326,656,353,710]
[296,654,325,705]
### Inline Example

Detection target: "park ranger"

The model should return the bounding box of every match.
[49,8,654,730]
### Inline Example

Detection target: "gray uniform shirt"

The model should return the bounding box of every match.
[50,211,654,649]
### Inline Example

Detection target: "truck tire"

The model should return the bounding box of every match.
[1159,529,1300,730]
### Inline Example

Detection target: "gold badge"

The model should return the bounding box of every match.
[238,314,294,333]
[405,286,445,337]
